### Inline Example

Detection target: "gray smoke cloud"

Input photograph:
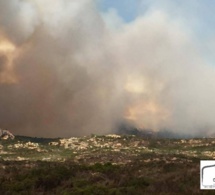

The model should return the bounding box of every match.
[0,0,215,137]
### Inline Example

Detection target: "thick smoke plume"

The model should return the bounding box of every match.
[0,0,215,137]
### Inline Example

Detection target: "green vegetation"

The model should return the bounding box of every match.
[0,135,214,194]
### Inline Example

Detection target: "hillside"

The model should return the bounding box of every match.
[0,134,213,194]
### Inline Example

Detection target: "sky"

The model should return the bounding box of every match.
[99,0,140,22]
[1,0,215,137]
[99,0,215,42]
[99,0,215,65]
[99,0,215,33]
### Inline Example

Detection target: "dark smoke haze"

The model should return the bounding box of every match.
[0,0,215,137]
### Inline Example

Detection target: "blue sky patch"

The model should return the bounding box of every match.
[98,0,141,22]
